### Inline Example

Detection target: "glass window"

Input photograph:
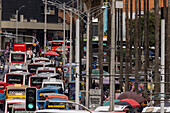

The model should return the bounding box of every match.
[11,54,25,62]
[7,75,23,84]
[0,85,4,89]
[52,43,63,47]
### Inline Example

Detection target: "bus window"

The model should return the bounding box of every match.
[38,70,54,74]
[7,75,23,84]
[30,78,47,88]
[52,43,63,47]
[28,65,43,74]
[0,84,5,89]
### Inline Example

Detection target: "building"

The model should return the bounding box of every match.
[1,0,70,49]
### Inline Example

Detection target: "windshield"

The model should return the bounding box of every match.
[7,103,20,113]
[52,42,63,47]
[0,85,4,89]
[31,77,47,87]
[28,65,43,73]
[11,54,25,62]
[6,75,23,84]
[38,70,54,74]
[8,89,25,94]
[10,69,27,72]
[44,84,62,88]
[14,109,26,113]
[35,60,50,63]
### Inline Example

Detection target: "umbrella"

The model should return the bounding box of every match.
[103,99,120,106]
[117,91,145,103]
[115,99,141,107]
[92,69,109,75]
[103,77,119,85]
[55,46,68,52]
[44,51,60,56]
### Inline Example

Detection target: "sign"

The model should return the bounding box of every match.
[116,1,123,9]
[89,96,101,109]
[90,89,101,95]
[63,66,69,73]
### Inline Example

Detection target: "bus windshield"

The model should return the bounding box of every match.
[52,43,63,47]
[31,78,47,87]
[0,85,4,89]
[28,65,43,73]
[38,70,54,74]
[11,54,25,62]
[43,84,62,88]
[6,75,23,84]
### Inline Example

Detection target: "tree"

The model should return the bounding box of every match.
[125,0,130,92]
[154,0,160,105]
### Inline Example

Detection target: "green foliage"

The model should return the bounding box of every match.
[130,12,161,47]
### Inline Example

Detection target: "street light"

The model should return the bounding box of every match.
[16,5,25,43]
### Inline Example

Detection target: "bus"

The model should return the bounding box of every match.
[0,82,6,105]
[51,41,64,52]
[42,78,64,91]
[4,71,31,85]
[6,84,27,99]
[9,51,27,69]
[29,73,60,89]
[28,62,53,75]
[37,86,64,109]
[5,99,25,113]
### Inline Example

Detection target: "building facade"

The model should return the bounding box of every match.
[1,0,70,49]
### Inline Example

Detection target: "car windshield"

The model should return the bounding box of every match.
[6,75,23,84]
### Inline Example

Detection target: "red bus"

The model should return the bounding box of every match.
[13,43,33,52]
[51,41,64,52]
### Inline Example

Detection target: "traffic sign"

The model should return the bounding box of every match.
[63,66,69,73]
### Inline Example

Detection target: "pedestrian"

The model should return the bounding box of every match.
[92,80,96,89]
[36,42,40,57]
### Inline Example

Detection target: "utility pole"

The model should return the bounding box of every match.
[85,9,90,108]
[63,2,66,66]
[0,0,2,50]
[75,19,80,110]
[160,7,165,113]
[69,10,73,82]
[44,0,47,49]
[110,0,115,111]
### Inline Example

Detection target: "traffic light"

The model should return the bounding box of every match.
[25,87,37,111]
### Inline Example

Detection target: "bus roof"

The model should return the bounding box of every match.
[7,85,28,89]
[10,51,26,54]
[39,86,62,91]
[41,93,67,97]
[7,71,30,75]
[6,99,25,103]
[29,62,52,65]
[32,57,50,61]
[43,78,63,83]
[31,73,58,78]
[37,67,55,71]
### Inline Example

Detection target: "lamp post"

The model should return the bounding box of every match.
[16,5,25,43]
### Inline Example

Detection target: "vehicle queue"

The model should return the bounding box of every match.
[0,41,128,113]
